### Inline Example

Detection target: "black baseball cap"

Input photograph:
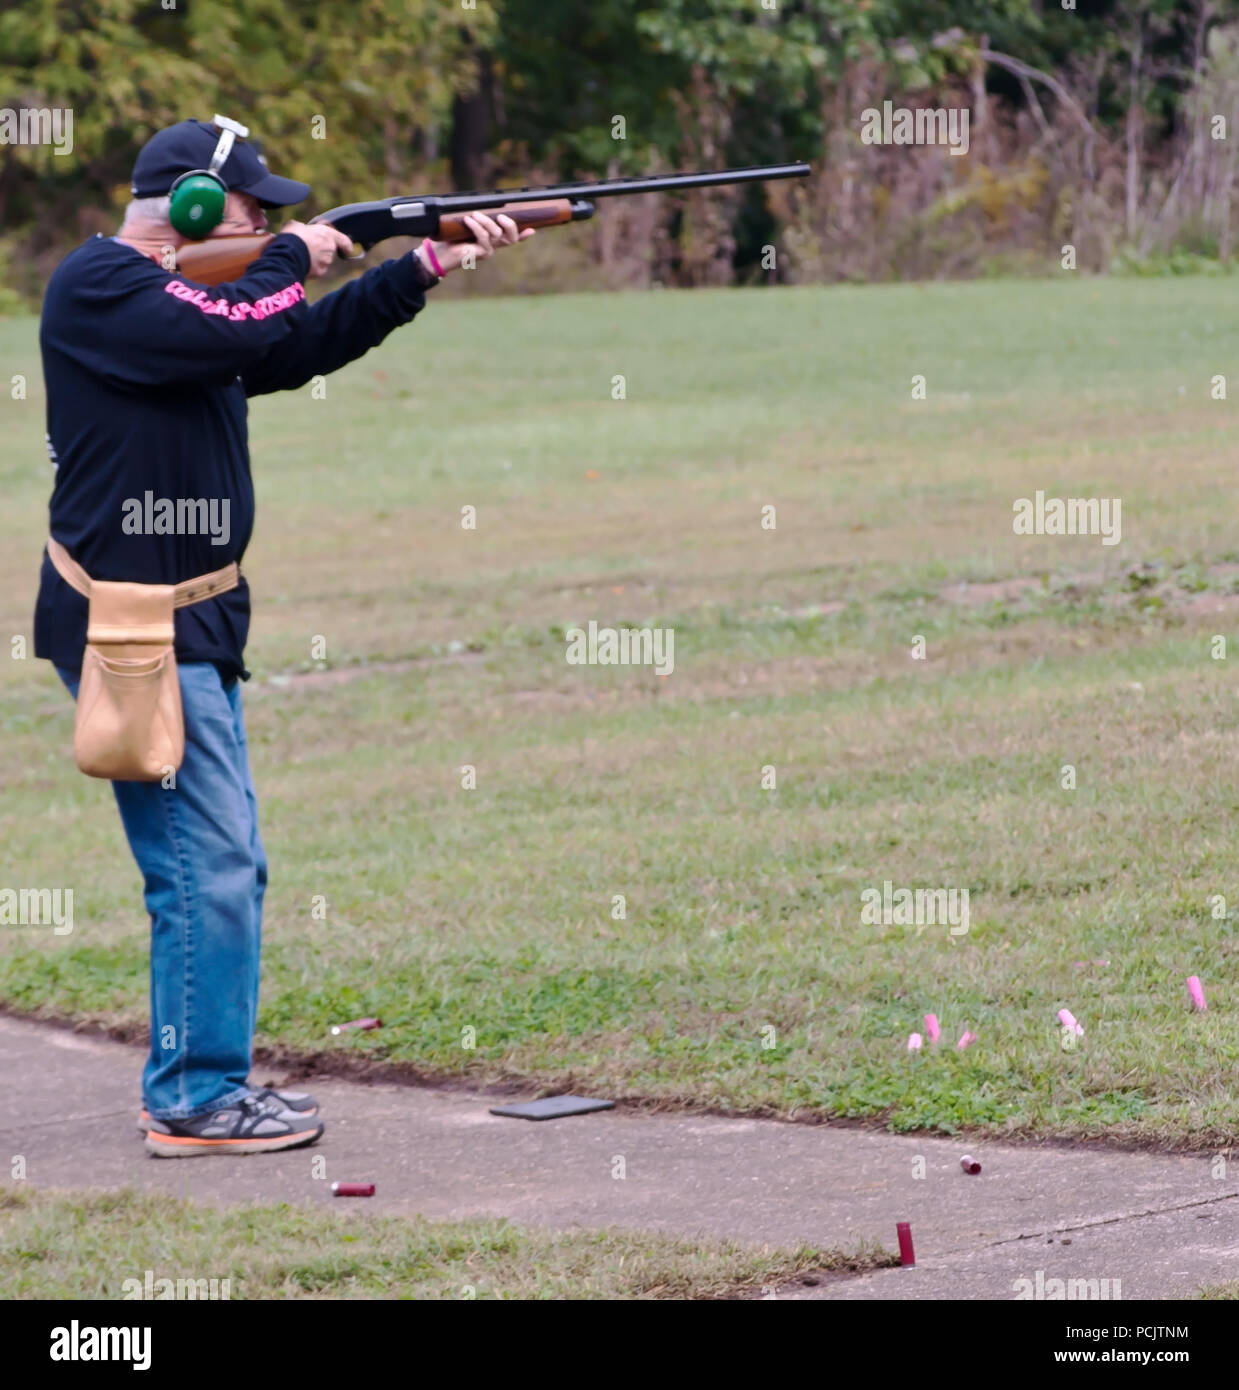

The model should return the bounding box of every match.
[131,118,311,208]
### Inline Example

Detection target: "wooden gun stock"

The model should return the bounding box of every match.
[175,234,274,287]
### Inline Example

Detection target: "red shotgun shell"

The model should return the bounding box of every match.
[960,1155,982,1175]
[896,1221,915,1267]
[330,1017,382,1035]
[331,1182,375,1197]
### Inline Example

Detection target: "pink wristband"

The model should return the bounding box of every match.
[421,239,445,279]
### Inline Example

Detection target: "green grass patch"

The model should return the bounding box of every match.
[3,276,1238,1142]
[0,1187,885,1299]
[1197,1281,1239,1299]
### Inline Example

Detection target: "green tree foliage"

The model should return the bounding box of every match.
[0,0,489,219]
[4,0,1239,299]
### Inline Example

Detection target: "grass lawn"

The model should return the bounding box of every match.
[0,1187,880,1299]
[1,274,1238,1144]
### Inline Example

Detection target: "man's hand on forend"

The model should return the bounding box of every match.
[418,213,534,278]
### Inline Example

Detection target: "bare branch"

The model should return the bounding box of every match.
[982,48,1110,148]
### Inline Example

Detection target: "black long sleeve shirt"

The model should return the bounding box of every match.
[34,232,436,680]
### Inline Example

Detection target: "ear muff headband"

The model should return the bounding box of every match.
[168,115,249,239]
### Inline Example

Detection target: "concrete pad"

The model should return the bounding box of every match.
[787,1200,1239,1299]
[2,1014,1236,1298]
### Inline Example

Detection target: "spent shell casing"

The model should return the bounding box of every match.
[330,1017,383,1035]
[896,1221,915,1267]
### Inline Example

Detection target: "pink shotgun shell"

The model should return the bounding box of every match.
[907,1032,923,1051]
[960,1155,982,1175]
[924,1013,940,1044]
[1187,976,1207,1011]
[330,1017,383,1035]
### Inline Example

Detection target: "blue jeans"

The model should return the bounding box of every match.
[57,662,267,1119]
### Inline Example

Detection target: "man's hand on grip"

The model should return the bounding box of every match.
[281,221,354,278]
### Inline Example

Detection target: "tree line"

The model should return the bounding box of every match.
[2,0,1238,306]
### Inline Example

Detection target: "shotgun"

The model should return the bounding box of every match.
[175,162,811,286]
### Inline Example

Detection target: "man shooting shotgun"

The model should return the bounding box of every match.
[34,115,531,1158]
[34,113,807,1158]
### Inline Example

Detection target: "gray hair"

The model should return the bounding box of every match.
[122,195,172,225]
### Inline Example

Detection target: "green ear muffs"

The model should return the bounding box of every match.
[168,170,228,238]
[166,116,250,239]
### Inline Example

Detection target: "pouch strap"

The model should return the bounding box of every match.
[47,537,240,611]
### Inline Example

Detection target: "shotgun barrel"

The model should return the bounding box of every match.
[312,162,812,249]
[438,161,812,208]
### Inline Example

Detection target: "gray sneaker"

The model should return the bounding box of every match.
[144,1091,324,1157]
[137,1086,318,1134]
